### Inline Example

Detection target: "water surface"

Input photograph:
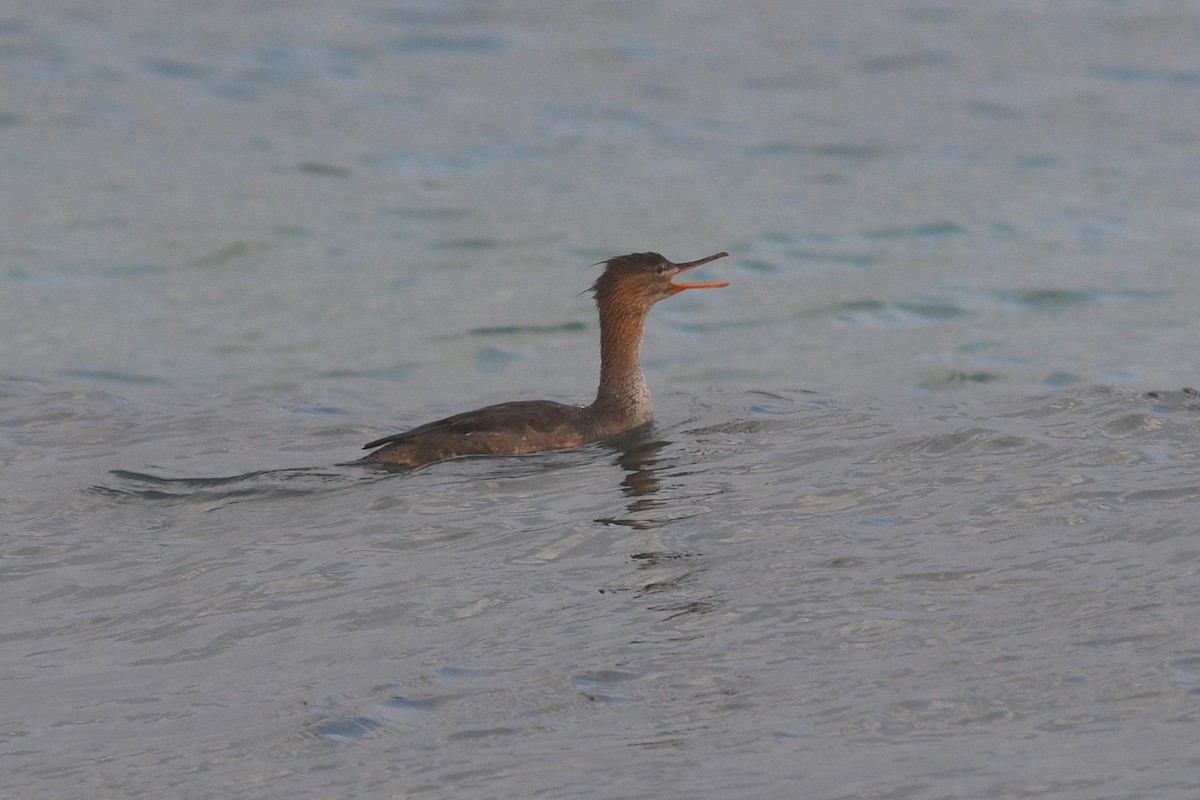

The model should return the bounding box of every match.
[3,2,1200,798]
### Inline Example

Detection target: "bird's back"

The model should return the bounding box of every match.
[362,400,595,468]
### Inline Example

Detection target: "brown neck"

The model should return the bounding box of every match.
[590,304,651,422]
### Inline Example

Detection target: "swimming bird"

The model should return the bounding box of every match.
[362,251,729,468]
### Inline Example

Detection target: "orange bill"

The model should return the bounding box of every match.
[669,251,730,294]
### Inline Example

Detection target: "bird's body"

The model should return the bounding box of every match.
[362,251,728,468]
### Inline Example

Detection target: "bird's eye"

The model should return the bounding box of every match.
[655,263,671,275]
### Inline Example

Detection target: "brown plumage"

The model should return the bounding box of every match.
[362,251,729,468]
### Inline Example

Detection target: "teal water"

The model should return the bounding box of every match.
[3,2,1200,798]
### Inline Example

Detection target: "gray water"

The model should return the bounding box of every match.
[3,2,1200,798]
